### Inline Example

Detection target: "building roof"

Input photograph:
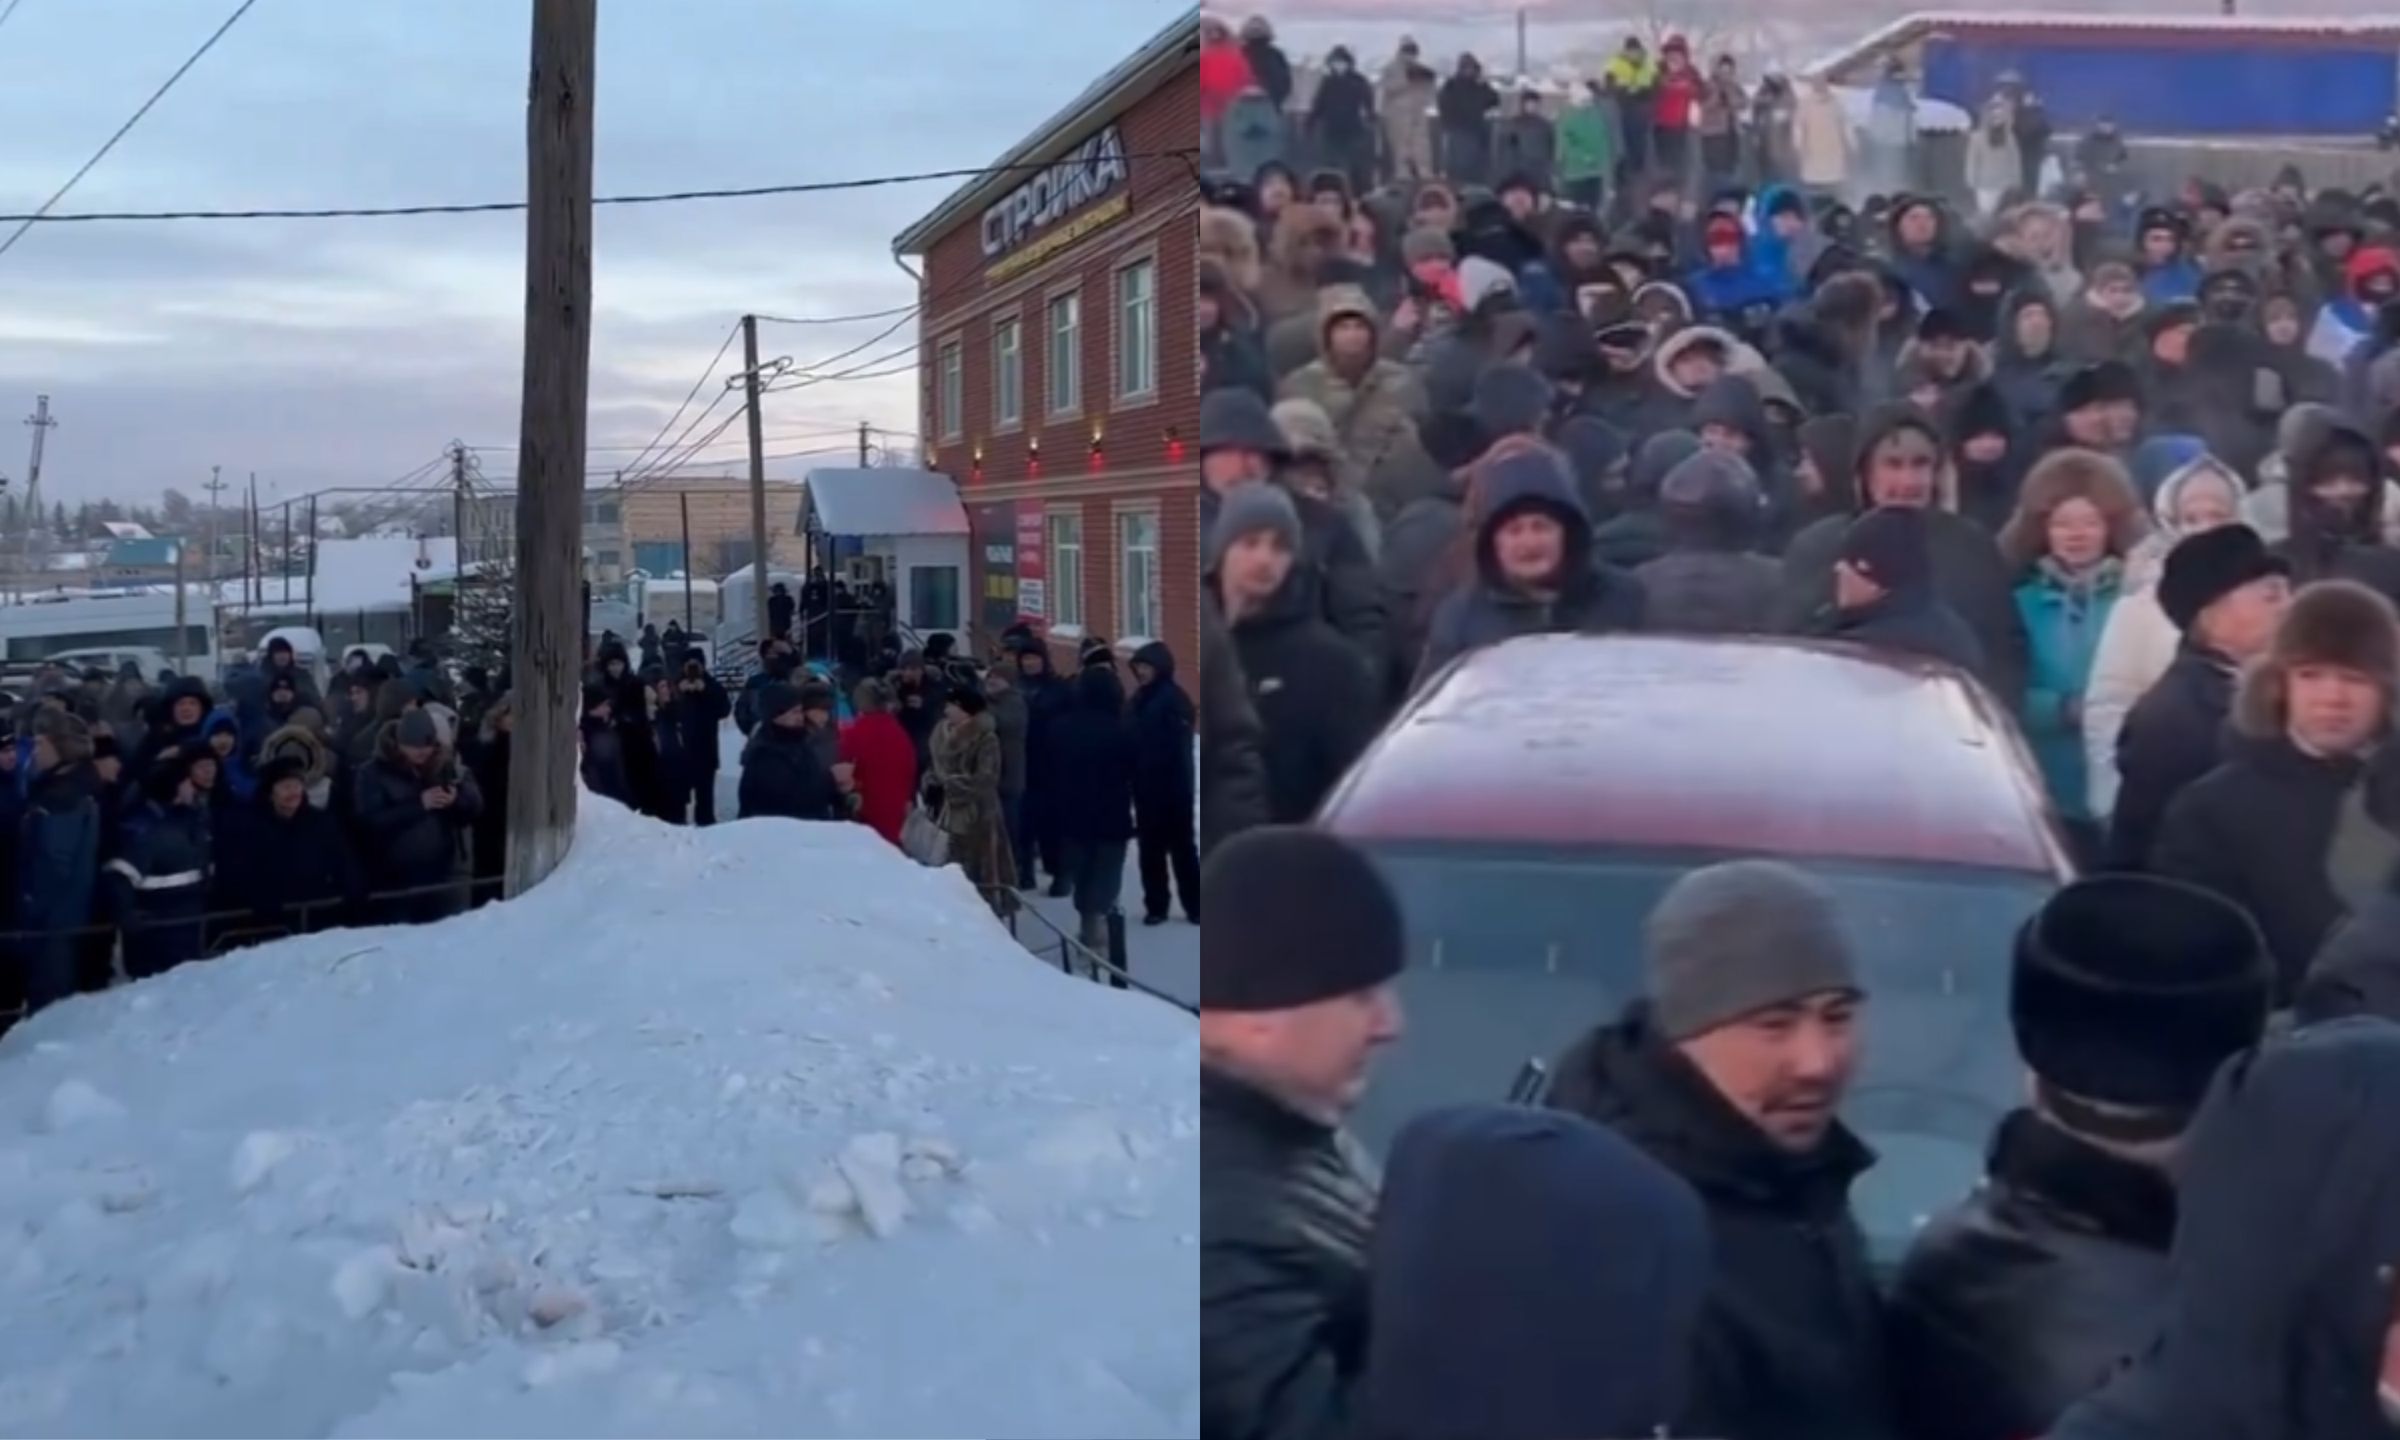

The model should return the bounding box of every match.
[1808,10,2400,77]
[800,468,968,539]
[892,11,1198,256]
[218,535,458,616]
[1319,634,2071,877]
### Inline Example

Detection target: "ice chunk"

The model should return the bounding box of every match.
[40,1079,125,1132]
[835,1132,910,1239]
[728,1188,808,1249]
[331,1246,396,1321]
[522,1338,622,1389]
[228,1130,297,1195]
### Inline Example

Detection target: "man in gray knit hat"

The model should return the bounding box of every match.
[1545,858,1895,1440]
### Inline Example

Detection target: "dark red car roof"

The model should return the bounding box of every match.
[1320,634,2072,877]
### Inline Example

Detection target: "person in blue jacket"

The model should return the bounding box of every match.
[1684,213,1790,331]
[2000,449,2145,857]
[2136,207,2201,305]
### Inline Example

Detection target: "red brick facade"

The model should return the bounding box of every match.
[905,41,1200,686]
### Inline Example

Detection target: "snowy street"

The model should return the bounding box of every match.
[0,798,1198,1438]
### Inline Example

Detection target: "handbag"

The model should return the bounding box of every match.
[902,801,950,868]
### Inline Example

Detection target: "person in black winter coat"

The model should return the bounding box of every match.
[1201,828,1405,1440]
[135,674,212,780]
[1813,503,1991,677]
[590,642,661,816]
[1307,47,1377,194]
[579,683,635,807]
[110,747,214,981]
[464,696,512,905]
[1780,402,2028,697]
[1942,379,2029,536]
[1417,446,1645,685]
[220,756,360,943]
[1048,663,1137,950]
[1889,876,2273,1440]
[890,650,946,788]
[1544,861,1898,1440]
[1636,449,1783,635]
[353,708,483,925]
[1199,606,1271,859]
[1214,484,1381,825]
[734,640,799,736]
[2152,579,2400,1002]
[2045,1021,2400,1440]
[1012,638,1074,892]
[17,711,100,1012]
[661,659,728,825]
[736,680,845,822]
[1590,429,1701,571]
[767,582,795,643]
[2275,408,2400,609]
[2107,523,2291,870]
[1360,1104,1711,1440]
[1127,640,1199,925]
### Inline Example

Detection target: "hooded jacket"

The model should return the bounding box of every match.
[2274,410,2400,609]
[1360,1105,1710,1440]
[1278,286,1430,517]
[1636,451,1784,635]
[1941,380,2029,536]
[1591,430,1702,570]
[1546,1005,1897,1440]
[1127,640,1195,814]
[2048,1022,2400,1440]
[2082,455,2247,818]
[1991,289,2074,437]
[1418,451,1646,685]
[1776,406,2029,698]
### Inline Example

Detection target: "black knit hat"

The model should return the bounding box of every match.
[1839,505,1932,595]
[257,753,311,792]
[948,685,988,716]
[1201,827,1404,1011]
[2013,875,2270,1129]
[2158,523,2289,633]
[2060,360,2144,415]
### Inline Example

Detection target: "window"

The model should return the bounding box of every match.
[596,502,620,526]
[581,500,620,526]
[993,317,1022,428]
[1118,510,1159,641]
[1116,259,1157,399]
[936,340,964,441]
[908,566,961,632]
[595,548,622,568]
[1047,291,1081,417]
[1048,511,1085,630]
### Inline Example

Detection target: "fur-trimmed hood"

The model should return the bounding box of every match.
[2233,579,2400,739]
[1650,324,1766,400]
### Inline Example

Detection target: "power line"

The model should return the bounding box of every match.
[0,0,27,38]
[0,150,1199,226]
[615,319,739,477]
[0,0,260,262]
[751,304,919,326]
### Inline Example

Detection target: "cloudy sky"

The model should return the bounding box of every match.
[0,0,1190,506]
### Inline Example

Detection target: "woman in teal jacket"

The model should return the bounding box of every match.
[2000,449,2149,847]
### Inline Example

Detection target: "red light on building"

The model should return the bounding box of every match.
[1165,428,1184,464]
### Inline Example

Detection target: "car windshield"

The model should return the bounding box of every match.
[1350,841,2055,1268]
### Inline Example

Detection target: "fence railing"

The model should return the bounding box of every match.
[985,888,1196,1016]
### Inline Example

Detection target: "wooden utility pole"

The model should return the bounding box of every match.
[742,313,771,643]
[506,0,597,898]
[858,420,872,466]
[678,489,695,634]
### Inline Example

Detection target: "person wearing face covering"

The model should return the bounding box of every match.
[2045,1021,2400,1440]
[1357,1105,1710,1440]
[2309,242,2400,368]
[2272,409,2400,609]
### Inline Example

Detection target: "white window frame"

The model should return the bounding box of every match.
[1115,258,1157,401]
[936,339,964,442]
[1047,290,1082,419]
[1117,508,1160,644]
[992,315,1022,431]
[1047,510,1085,634]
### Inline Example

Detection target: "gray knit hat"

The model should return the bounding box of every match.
[1647,860,1862,1040]
[1205,481,1303,575]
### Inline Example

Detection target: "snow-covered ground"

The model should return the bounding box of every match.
[0,797,1199,1438]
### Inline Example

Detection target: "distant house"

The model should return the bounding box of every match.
[100,537,180,587]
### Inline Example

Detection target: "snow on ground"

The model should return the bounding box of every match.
[0,797,1198,1439]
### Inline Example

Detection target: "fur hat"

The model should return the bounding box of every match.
[2159,524,2289,634]
[2013,875,2270,1131]
[258,722,330,785]
[1998,448,2145,569]
[31,708,91,767]
[2234,580,2400,739]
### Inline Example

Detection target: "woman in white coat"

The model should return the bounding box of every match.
[2080,454,2245,818]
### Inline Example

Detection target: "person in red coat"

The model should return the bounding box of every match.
[1200,17,1256,129]
[839,678,915,848]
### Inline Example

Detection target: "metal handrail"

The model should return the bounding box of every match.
[984,886,1196,1016]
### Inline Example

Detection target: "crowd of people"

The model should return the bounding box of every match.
[0,638,511,1030]
[1198,14,2400,1440]
[714,625,1200,952]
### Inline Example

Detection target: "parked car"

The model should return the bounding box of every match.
[1318,633,2076,1265]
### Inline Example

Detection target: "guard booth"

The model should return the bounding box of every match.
[799,467,970,657]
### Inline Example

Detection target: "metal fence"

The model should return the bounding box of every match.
[986,889,1197,1016]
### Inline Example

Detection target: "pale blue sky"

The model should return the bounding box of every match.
[0,0,1190,502]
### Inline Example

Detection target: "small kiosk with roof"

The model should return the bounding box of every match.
[799,467,971,650]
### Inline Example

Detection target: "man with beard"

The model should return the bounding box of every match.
[1201,826,1404,1440]
[1545,860,1896,1440]
[1890,875,2271,1440]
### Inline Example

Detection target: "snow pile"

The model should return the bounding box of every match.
[0,801,1198,1438]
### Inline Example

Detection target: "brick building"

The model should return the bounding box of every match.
[893,13,1200,682]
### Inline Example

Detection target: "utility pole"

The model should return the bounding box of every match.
[450,439,470,564]
[858,420,872,467]
[20,395,53,578]
[741,313,770,644]
[507,0,597,898]
[1514,6,1528,79]
[247,472,261,608]
[202,463,226,591]
[678,489,694,634]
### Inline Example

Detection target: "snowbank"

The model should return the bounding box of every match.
[0,801,1199,1438]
